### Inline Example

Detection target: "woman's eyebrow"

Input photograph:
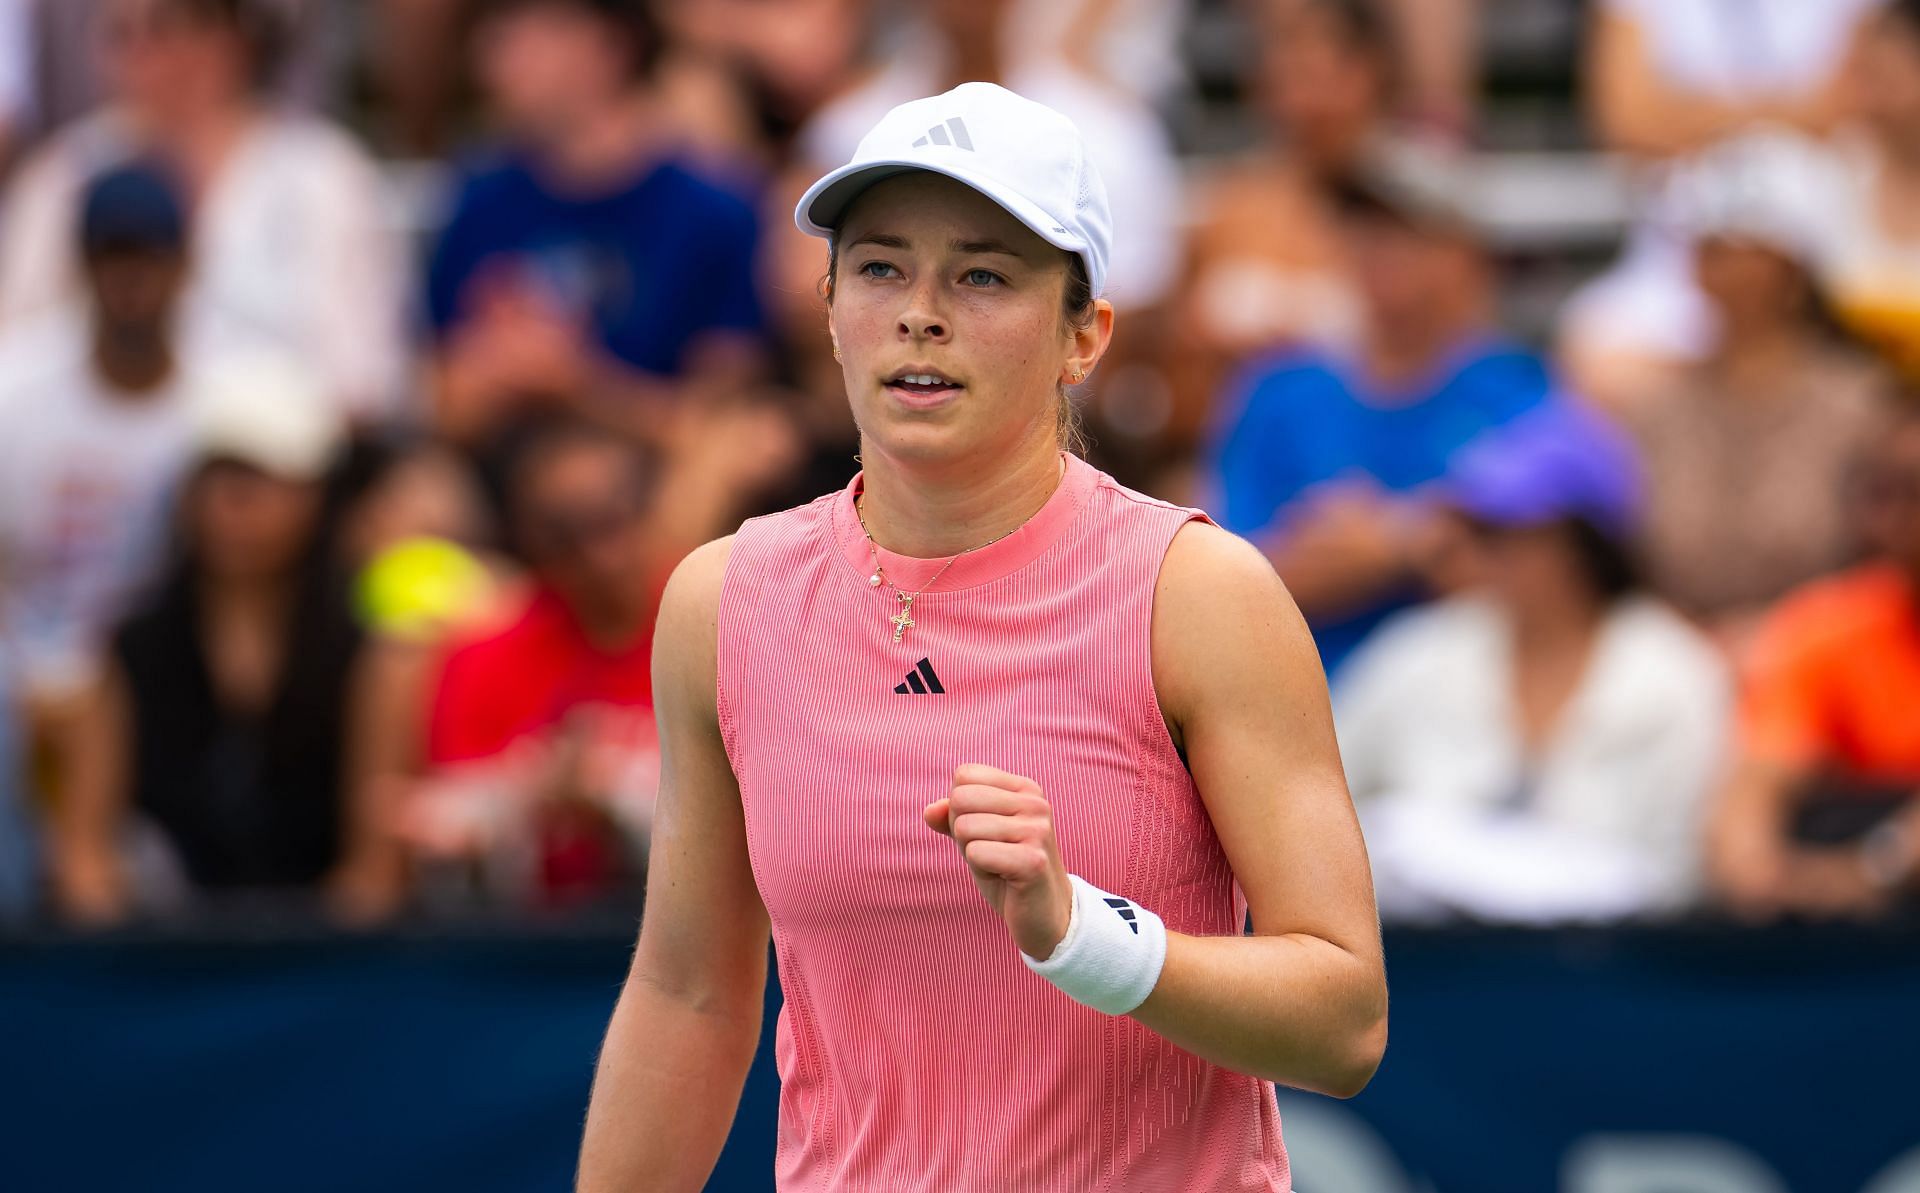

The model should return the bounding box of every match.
[845,232,1027,259]
[951,238,1025,258]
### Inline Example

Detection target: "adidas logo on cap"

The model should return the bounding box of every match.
[911,117,974,151]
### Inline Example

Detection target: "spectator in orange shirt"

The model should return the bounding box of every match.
[1707,402,1920,921]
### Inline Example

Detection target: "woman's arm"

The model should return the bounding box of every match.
[324,637,425,925]
[47,664,135,925]
[925,522,1386,1097]
[1133,523,1386,1097]
[576,536,771,1193]
[1587,7,1853,158]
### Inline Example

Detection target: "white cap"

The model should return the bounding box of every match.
[794,81,1112,297]
[192,352,346,483]
[1665,129,1841,269]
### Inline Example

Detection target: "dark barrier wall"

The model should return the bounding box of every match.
[4,922,1918,1193]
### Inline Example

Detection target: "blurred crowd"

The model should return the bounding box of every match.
[0,0,1917,931]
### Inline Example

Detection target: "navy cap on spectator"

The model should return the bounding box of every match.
[80,162,188,257]
[1438,402,1645,540]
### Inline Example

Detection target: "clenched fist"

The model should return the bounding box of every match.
[923,763,1073,961]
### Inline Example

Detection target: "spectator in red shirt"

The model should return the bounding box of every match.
[403,416,667,909]
[1707,401,1920,921]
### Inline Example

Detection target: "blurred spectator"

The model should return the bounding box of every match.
[654,0,871,156]
[1378,0,1478,144]
[332,434,505,922]
[1339,404,1730,923]
[45,355,391,925]
[0,0,28,167]
[395,416,663,910]
[28,0,346,141]
[1708,403,1920,922]
[0,163,201,725]
[366,0,479,156]
[1824,0,1920,387]
[1171,0,1396,452]
[1003,0,1192,106]
[1204,152,1553,675]
[1628,134,1894,652]
[752,165,863,505]
[340,441,500,625]
[1563,0,1883,407]
[427,0,770,445]
[796,0,1182,316]
[0,0,409,418]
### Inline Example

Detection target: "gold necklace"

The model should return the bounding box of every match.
[854,496,1021,644]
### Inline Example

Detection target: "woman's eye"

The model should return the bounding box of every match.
[965,269,1001,287]
[858,260,898,279]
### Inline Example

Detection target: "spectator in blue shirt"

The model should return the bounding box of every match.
[427,0,771,446]
[1206,148,1553,674]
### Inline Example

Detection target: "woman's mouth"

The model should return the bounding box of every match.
[884,370,965,408]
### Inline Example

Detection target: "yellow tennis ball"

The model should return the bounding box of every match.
[355,536,492,641]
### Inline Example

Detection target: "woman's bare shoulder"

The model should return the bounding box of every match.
[654,536,738,710]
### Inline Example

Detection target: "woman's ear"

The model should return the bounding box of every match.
[1063,299,1116,386]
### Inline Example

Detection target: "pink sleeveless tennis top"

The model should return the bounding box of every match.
[716,453,1290,1192]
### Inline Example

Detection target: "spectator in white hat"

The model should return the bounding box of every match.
[48,353,403,926]
[1624,133,1897,659]
[1561,0,1884,408]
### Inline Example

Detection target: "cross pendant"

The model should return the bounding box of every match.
[890,598,915,644]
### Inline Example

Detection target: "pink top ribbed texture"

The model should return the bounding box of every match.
[716,453,1290,1192]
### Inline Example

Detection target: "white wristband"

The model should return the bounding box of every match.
[1022,874,1168,1016]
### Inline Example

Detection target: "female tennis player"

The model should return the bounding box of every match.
[577,82,1386,1192]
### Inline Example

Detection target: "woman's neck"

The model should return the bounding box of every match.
[202,574,292,623]
[1510,588,1606,656]
[544,93,661,187]
[856,435,1064,559]
[1711,320,1812,389]
[1507,589,1608,752]
[134,99,254,190]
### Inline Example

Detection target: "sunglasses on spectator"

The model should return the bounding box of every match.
[527,495,646,558]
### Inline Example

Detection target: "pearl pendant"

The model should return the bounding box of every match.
[868,573,882,586]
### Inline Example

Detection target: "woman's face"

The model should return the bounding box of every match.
[189,462,321,582]
[101,0,249,115]
[1694,237,1809,333]
[1471,521,1593,615]
[1856,17,1920,146]
[514,439,655,613]
[827,172,1110,470]
[1256,2,1385,169]
[476,6,630,140]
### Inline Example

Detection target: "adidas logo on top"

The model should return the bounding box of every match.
[912,117,974,151]
[895,658,945,694]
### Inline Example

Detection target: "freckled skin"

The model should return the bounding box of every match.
[828,173,1079,471]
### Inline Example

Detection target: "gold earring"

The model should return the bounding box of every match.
[1070,368,1085,383]
[833,345,842,361]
